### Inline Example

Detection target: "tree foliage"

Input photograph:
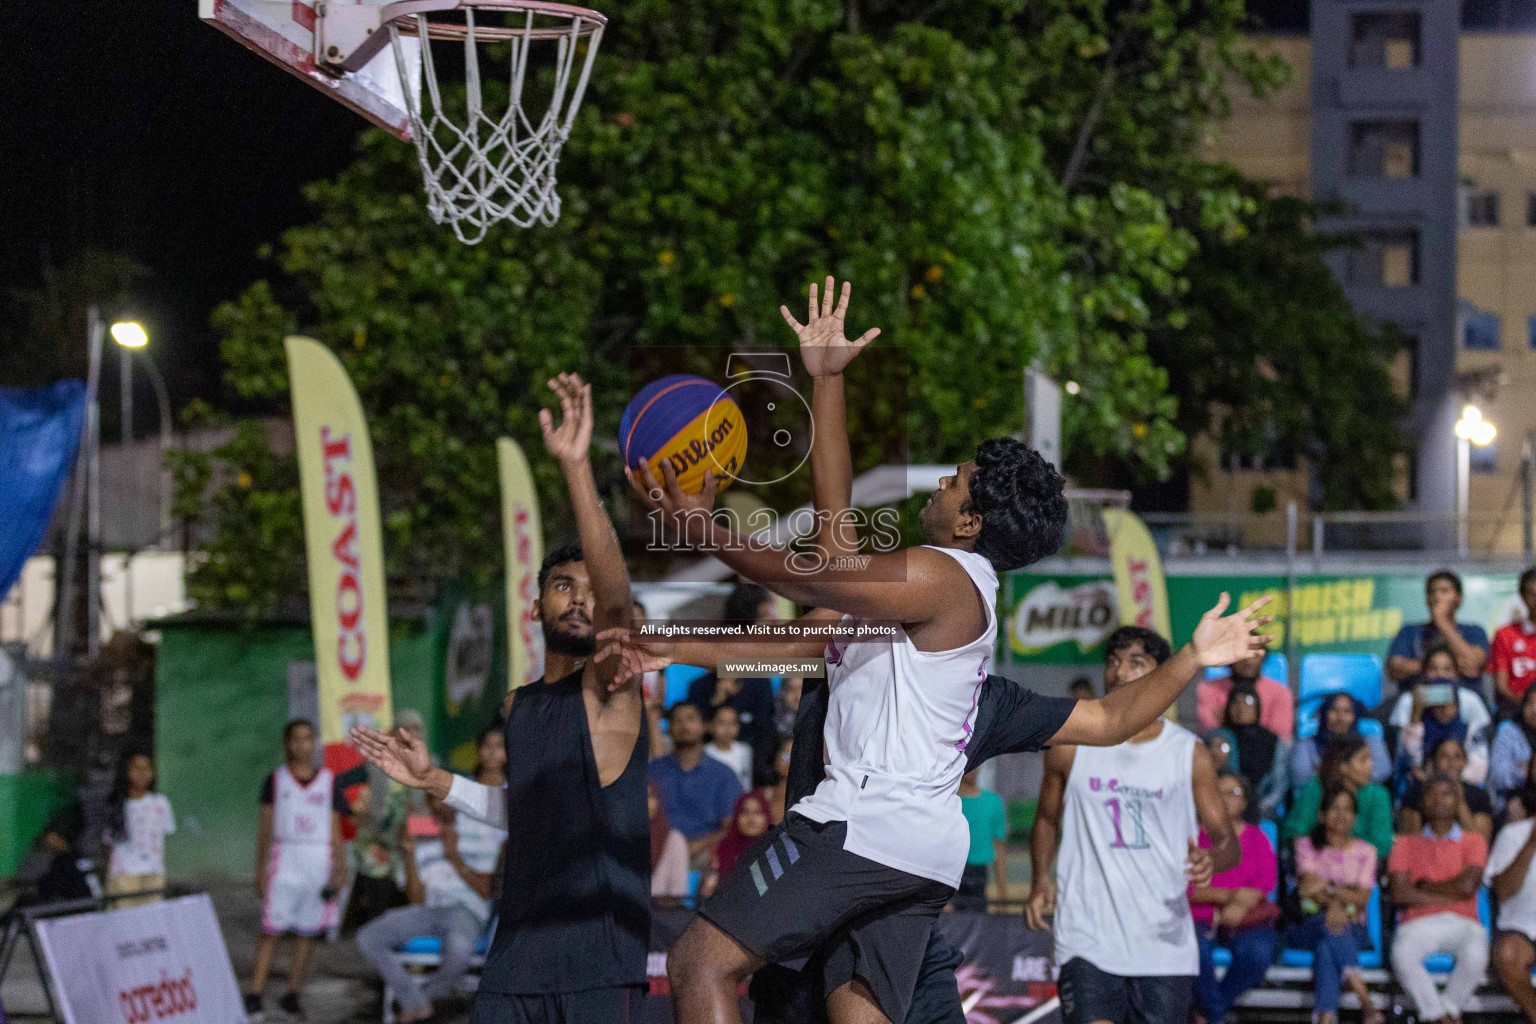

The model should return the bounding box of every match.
[177,0,1401,612]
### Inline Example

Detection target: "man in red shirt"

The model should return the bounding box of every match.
[1491,568,1536,719]
[1387,774,1489,1022]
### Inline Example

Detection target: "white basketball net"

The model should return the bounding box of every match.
[386,1,605,245]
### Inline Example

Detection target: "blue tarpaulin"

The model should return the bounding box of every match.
[0,381,87,600]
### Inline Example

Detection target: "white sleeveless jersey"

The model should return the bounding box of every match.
[1053,722,1200,976]
[791,546,997,887]
[272,765,335,847]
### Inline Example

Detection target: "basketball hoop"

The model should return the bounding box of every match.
[325,0,607,244]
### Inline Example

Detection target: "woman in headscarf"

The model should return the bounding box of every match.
[649,782,691,899]
[701,791,772,897]
[1216,685,1289,819]
[1490,683,1536,813]
[1290,692,1392,791]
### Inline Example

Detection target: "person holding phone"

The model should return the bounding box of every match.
[1389,644,1491,787]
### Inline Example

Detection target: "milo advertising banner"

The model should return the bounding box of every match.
[1003,570,1524,666]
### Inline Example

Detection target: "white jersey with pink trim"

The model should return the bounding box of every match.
[272,764,335,845]
[790,545,997,887]
[262,765,340,936]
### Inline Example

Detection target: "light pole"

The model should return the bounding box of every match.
[1454,404,1497,557]
[109,321,174,547]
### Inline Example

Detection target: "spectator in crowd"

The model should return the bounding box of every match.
[1292,786,1383,1024]
[704,705,754,792]
[1490,684,1536,814]
[1387,773,1489,1024]
[1190,772,1279,1024]
[1491,568,1536,721]
[1508,754,1536,824]
[685,584,778,763]
[1205,731,1235,774]
[1486,759,1536,1021]
[1387,571,1490,695]
[954,768,1008,912]
[649,702,743,870]
[1391,644,1491,785]
[1397,737,1494,842]
[1284,736,1394,860]
[1197,652,1296,740]
[357,788,504,1024]
[772,675,803,743]
[1290,692,1392,791]
[703,791,772,897]
[1068,676,1096,701]
[14,803,93,905]
[761,737,792,824]
[247,720,350,1022]
[102,748,174,908]
[1211,686,1288,818]
[648,783,690,899]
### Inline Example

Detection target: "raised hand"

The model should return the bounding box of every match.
[779,277,881,379]
[625,460,718,548]
[350,725,434,789]
[1189,592,1274,669]
[539,373,593,468]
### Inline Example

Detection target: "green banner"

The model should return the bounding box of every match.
[1001,570,1523,666]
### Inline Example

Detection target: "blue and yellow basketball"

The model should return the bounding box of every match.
[619,375,747,494]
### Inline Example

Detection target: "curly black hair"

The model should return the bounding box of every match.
[960,438,1067,572]
[537,541,584,596]
[1104,625,1173,666]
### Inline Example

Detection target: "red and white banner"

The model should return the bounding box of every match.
[32,894,244,1024]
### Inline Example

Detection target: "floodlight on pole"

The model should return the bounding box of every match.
[110,321,148,349]
[1454,404,1497,558]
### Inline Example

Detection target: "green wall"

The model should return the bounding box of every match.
[155,618,437,880]
[0,769,72,877]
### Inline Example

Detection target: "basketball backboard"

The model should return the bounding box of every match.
[199,0,421,139]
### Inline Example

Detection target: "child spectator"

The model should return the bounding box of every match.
[954,768,1008,911]
[649,783,691,899]
[357,789,503,1023]
[1491,672,1536,819]
[1290,692,1391,790]
[1486,761,1536,1020]
[1387,774,1489,1024]
[246,719,350,1022]
[102,749,174,907]
[1283,736,1394,860]
[1190,772,1279,1024]
[703,791,771,897]
[1213,686,1288,818]
[1292,787,1382,1024]
[704,705,753,792]
[1196,652,1296,740]
[1490,568,1536,720]
[1390,644,1491,785]
[1396,737,1494,842]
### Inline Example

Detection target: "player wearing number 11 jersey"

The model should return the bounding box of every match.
[1027,626,1238,1024]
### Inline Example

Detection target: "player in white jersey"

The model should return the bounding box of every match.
[1028,626,1240,1024]
[625,279,1270,1024]
[246,719,349,1022]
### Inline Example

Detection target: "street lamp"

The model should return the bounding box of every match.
[110,321,174,549]
[1454,404,1497,557]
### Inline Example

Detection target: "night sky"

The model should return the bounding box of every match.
[1,0,1313,421]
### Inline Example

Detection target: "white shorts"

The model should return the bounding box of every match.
[262,841,338,936]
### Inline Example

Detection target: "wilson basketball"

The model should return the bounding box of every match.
[619,375,747,494]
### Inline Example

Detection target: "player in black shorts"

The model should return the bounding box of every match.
[355,374,650,1024]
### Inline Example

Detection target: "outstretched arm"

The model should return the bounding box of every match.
[347,725,508,829]
[1049,593,1272,747]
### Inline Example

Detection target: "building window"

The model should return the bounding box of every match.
[1349,121,1419,179]
[1349,231,1418,287]
[1463,187,1500,227]
[1405,335,1419,400]
[1350,12,1421,68]
[1463,306,1501,350]
[1527,192,1536,227]
[1470,440,1498,474]
[1528,314,1536,350]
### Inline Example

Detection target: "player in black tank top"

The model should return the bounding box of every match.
[353,375,650,1023]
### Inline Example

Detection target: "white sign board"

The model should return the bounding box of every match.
[1024,367,1062,470]
[33,894,244,1024]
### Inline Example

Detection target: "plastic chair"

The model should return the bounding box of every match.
[1296,695,1387,740]
[1204,653,1289,682]
[1299,654,1384,709]
[664,664,710,708]
[1278,886,1382,969]
[1423,887,1492,974]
